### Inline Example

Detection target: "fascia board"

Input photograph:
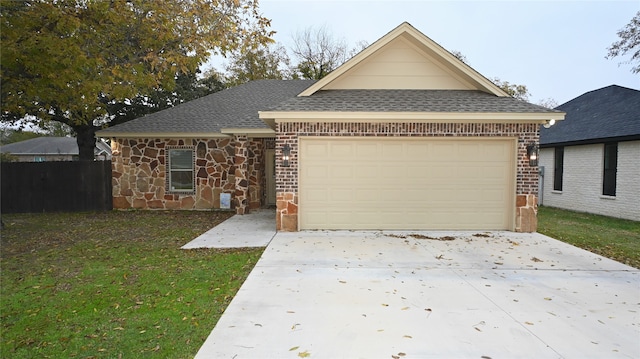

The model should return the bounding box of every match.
[262,111,565,123]
[220,128,276,138]
[94,131,231,139]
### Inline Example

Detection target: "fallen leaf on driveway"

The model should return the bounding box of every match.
[473,233,491,238]
[531,257,543,262]
[298,350,311,357]
[289,346,299,351]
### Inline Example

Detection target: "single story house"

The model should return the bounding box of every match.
[539,85,639,221]
[97,22,563,232]
[0,136,112,162]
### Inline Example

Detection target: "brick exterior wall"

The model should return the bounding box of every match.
[276,122,540,232]
[539,140,640,221]
[111,137,267,212]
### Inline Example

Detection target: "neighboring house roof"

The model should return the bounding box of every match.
[0,136,111,157]
[97,80,316,138]
[1,137,78,155]
[540,85,640,147]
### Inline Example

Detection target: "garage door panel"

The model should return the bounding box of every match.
[380,143,405,158]
[299,138,514,230]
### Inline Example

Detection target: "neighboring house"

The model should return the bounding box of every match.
[0,137,112,162]
[539,85,640,221]
[97,22,563,232]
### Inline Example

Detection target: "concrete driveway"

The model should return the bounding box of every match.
[195,230,639,358]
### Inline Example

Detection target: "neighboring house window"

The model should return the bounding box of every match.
[602,142,617,196]
[168,148,194,192]
[34,156,46,162]
[553,146,564,191]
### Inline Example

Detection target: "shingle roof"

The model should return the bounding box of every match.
[98,79,316,135]
[0,137,78,155]
[267,89,560,113]
[540,85,640,146]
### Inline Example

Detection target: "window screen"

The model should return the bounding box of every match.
[168,149,194,192]
[602,143,617,196]
[553,146,564,191]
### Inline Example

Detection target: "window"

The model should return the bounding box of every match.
[553,146,564,191]
[168,149,194,192]
[603,142,617,196]
[34,156,46,162]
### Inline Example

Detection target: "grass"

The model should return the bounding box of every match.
[537,206,640,268]
[2,207,637,358]
[0,210,264,358]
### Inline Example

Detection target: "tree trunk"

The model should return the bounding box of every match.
[75,125,97,161]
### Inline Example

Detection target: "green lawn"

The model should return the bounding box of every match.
[537,206,640,269]
[2,207,637,358]
[0,211,263,358]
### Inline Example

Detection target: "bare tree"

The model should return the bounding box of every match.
[607,11,640,74]
[537,97,559,109]
[290,25,352,79]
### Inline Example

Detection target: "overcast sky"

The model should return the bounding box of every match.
[221,0,638,105]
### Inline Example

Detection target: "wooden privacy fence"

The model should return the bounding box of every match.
[1,161,112,213]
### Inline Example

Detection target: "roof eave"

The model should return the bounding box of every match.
[95,131,232,139]
[220,128,275,138]
[260,111,565,123]
[540,134,640,148]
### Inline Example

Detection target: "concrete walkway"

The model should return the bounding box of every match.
[181,209,276,249]
[195,230,639,359]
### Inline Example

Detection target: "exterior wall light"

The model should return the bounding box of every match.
[543,119,556,128]
[282,144,290,167]
[527,143,539,167]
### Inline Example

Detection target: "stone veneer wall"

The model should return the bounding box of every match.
[275,122,539,232]
[111,137,266,212]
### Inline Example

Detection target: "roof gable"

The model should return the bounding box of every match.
[540,85,640,146]
[299,22,508,97]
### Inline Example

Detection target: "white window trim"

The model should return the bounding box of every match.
[167,147,195,194]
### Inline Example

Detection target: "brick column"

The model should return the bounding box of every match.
[515,194,537,232]
[276,192,298,231]
[234,135,249,215]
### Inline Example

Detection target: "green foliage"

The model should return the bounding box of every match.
[224,44,291,86]
[607,11,640,74]
[0,211,263,358]
[491,78,530,101]
[104,71,227,128]
[1,0,273,159]
[0,152,18,162]
[538,206,640,268]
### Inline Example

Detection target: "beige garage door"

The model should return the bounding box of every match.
[299,137,515,230]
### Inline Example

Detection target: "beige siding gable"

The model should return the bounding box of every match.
[300,22,508,97]
[324,35,475,90]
